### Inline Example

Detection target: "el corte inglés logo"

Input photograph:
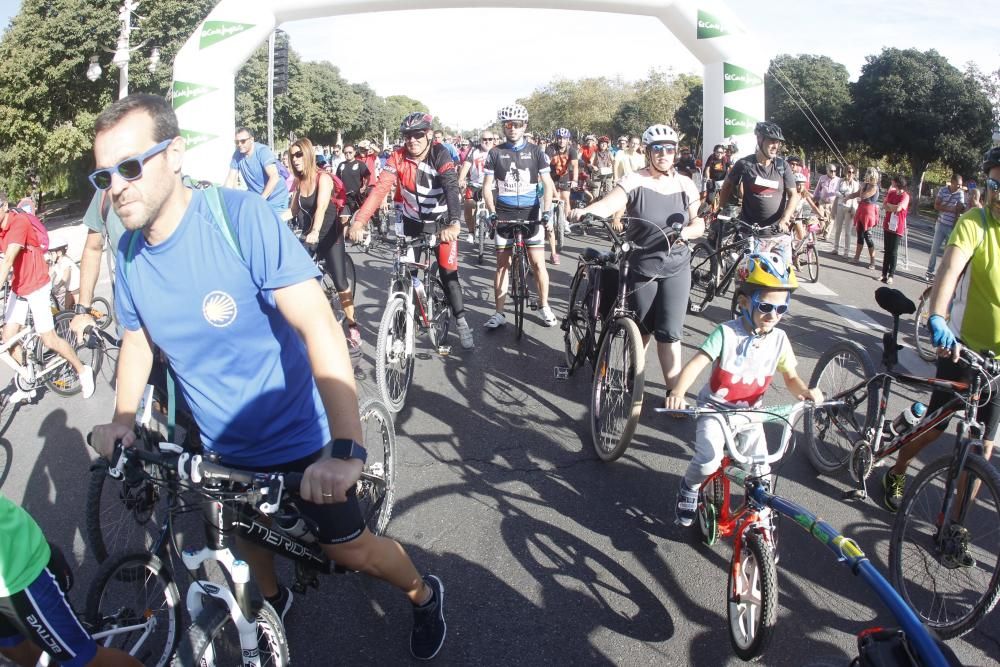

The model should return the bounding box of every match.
[723,107,759,138]
[200,21,255,49]
[723,63,763,93]
[180,129,218,150]
[172,81,218,109]
[697,10,739,39]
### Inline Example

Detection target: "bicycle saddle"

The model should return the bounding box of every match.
[581,247,615,264]
[874,287,916,317]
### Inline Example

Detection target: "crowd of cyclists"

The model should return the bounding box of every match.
[2,86,1000,665]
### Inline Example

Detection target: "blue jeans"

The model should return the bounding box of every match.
[926,222,954,275]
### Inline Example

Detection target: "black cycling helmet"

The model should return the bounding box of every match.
[754,122,785,142]
[982,146,1000,173]
[400,112,433,133]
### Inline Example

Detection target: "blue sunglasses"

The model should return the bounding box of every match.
[756,301,788,315]
[89,138,174,191]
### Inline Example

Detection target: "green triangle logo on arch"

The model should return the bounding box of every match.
[200,20,255,49]
[723,107,759,138]
[724,63,763,93]
[180,129,217,151]
[171,81,218,109]
[697,10,739,39]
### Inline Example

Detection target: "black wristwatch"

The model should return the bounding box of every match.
[74,304,91,315]
[330,438,367,463]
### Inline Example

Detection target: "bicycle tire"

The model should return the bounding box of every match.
[172,600,289,667]
[803,246,819,283]
[375,296,414,413]
[590,317,645,462]
[912,288,937,362]
[476,209,487,264]
[554,205,565,251]
[889,451,1000,638]
[358,398,396,536]
[688,242,717,314]
[41,312,103,396]
[728,530,778,661]
[511,251,526,340]
[426,270,451,350]
[563,265,594,371]
[803,341,878,474]
[85,552,180,667]
[90,296,114,330]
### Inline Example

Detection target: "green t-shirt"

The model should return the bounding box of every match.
[83,189,127,254]
[947,207,1000,354]
[0,493,50,597]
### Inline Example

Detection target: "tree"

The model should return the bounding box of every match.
[765,54,852,160]
[519,77,628,138]
[384,95,428,141]
[612,69,694,140]
[674,78,703,151]
[853,48,993,202]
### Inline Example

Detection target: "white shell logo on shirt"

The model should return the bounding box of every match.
[203,291,237,327]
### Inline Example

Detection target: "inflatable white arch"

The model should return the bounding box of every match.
[172,0,765,182]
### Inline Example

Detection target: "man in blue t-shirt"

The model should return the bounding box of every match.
[88,94,446,661]
[224,127,290,216]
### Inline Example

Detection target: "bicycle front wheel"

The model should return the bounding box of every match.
[803,245,819,283]
[173,600,289,667]
[912,288,937,362]
[688,242,717,314]
[85,552,180,667]
[511,251,527,340]
[476,210,488,264]
[590,318,645,462]
[554,205,565,251]
[43,312,103,396]
[90,296,114,330]
[426,269,450,350]
[728,531,778,661]
[358,398,396,536]
[803,341,877,474]
[563,265,593,371]
[889,452,1000,638]
[375,296,414,413]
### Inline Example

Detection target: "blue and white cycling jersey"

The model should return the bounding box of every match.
[484,140,550,209]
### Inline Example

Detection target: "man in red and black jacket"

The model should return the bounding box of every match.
[349,112,473,350]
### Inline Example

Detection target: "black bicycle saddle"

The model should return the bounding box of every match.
[874,287,916,317]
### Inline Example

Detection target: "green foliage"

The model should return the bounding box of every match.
[674,76,703,148]
[765,54,852,156]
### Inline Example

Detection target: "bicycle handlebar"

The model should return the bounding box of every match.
[747,485,952,667]
[715,216,774,237]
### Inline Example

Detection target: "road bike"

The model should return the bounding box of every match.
[88,397,396,665]
[0,310,101,397]
[494,220,540,341]
[658,400,835,660]
[688,217,770,315]
[804,286,1000,638]
[471,188,491,265]
[375,232,451,412]
[790,216,821,283]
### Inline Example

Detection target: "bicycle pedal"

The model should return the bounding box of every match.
[842,489,867,502]
[437,345,452,357]
[554,366,569,380]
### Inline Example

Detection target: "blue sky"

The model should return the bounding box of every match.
[1,1,997,129]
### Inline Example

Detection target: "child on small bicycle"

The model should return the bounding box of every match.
[665,252,822,526]
[1,493,140,666]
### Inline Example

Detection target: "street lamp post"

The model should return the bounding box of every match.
[87,0,158,98]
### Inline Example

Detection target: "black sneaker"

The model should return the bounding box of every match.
[411,575,446,660]
[266,586,293,625]
[882,470,906,513]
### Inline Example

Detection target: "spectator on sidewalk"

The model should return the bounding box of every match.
[830,164,859,255]
[812,163,840,236]
[925,173,965,281]
[880,175,909,284]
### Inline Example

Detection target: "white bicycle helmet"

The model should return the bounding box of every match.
[641,124,678,147]
[793,172,807,184]
[497,103,529,122]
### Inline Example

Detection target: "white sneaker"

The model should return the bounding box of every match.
[456,318,474,349]
[79,365,95,399]
[540,306,558,327]
[9,388,36,405]
[465,233,475,244]
[483,313,506,329]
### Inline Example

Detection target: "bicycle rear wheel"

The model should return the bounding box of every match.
[889,452,1000,638]
[688,242,717,314]
[912,288,937,362]
[803,341,877,474]
[85,552,180,667]
[728,530,778,660]
[375,296,414,413]
[90,296,114,330]
[590,317,645,462]
[42,312,103,396]
[173,600,288,667]
[358,398,396,536]
[563,265,594,371]
[511,251,526,340]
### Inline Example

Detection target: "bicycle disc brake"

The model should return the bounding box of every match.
[849,440,875,483]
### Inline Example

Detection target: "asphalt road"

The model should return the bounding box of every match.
[1,212,997,666]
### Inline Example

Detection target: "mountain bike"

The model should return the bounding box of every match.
[688,217,769,314]
[0,310,101,396]
[494,220,539,341]
[375,231,451,412]
[804,287,1000,638]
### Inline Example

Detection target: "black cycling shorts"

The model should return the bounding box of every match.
[340,193,363,216]
[0,567,97,666]
[234,448,365,545]
[928,356,1000,441]
[629,267,691,344]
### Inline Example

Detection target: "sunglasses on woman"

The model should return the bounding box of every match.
[89,138,173,191]
[756,301,788,315]
[290,150,304,159]
[648,144,676,154]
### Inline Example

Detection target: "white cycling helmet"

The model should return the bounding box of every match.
[794,173,808,184]
[641,124,678,147]
[497,103,529,122]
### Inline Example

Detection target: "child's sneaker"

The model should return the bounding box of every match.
[675,480,698,527]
